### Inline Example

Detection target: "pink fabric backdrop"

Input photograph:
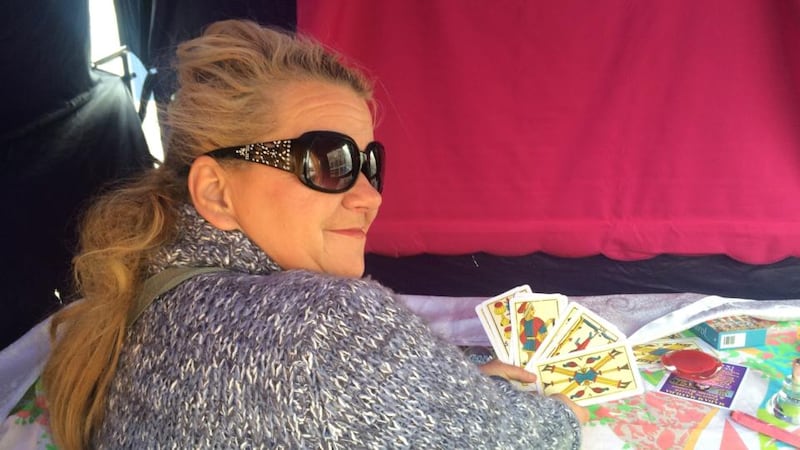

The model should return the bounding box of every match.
[299,1,800,264]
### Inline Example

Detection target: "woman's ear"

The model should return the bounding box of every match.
[187,156,241,230]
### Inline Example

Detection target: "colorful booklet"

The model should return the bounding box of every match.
[655,362,749,409]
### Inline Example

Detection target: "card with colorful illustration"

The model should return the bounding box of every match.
[534,303,623,361]
[632,338,716,371]
[475,285,532,363]
[530,342,644,406]
[508,294,567,367]
[656,362,749,409]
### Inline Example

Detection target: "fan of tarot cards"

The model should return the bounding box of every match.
[475,285,644,406]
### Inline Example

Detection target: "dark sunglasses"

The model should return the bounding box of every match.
[205,130,385,193]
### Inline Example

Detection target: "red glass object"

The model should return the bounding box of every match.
[661,349,723,381]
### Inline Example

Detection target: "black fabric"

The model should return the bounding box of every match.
[0,0,154,348]
[114,0,297,107]
[365,253,800,300]
[1,71,154,348]
[1,0,93,135]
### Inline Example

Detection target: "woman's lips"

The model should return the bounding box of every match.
[328,228,366,238]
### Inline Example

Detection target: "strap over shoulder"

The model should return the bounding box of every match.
[130,266,228,325]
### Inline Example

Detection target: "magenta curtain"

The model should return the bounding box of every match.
[299,0,800,264]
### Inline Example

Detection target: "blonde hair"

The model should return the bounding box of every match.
[43,19,372,450]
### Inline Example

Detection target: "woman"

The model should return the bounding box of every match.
[43,19,585,449]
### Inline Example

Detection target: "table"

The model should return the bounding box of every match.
[399,292,800,449]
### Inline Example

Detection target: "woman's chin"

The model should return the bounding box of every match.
[324,258,365,278]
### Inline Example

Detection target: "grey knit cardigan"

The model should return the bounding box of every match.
[94,205,582,449]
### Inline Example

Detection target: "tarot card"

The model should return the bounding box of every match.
[632,338,717,371]
[535,303,623,361]
[530,342,644,406]
[656,362,749,409]
[476,307,508,362]
[508,294,567,367]
[475,285,532,363]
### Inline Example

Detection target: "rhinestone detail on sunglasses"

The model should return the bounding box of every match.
[232,141,293,172]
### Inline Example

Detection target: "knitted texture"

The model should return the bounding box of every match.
[95,206,582,449]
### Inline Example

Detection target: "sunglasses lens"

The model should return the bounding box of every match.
[365,143,384,192]
[299,132,384,193]
[304,135,359,192]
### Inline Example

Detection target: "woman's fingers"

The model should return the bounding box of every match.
[479,359,538,383]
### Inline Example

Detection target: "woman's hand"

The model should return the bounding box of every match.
[479,358,538,383]
[479,359,590,424]
[550,393,590,424]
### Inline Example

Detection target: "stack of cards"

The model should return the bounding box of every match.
[632,338,716,372]
[476,285,644,406]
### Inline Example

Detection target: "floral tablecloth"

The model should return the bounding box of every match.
[583,325,800,449]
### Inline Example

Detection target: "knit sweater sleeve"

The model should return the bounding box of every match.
[270,271,582,449]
